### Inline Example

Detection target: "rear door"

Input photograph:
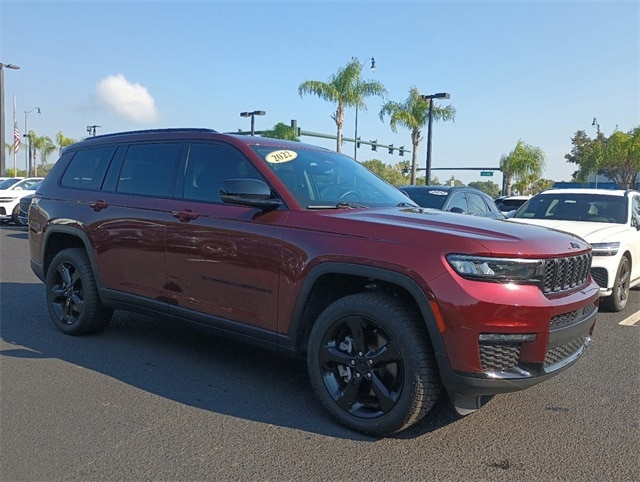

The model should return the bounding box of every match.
[85,141,185,303]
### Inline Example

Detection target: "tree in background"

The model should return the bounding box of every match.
[379,86,455,185]
[573,127,640,189]
[29,132,55,176]
[261,122,300,142]
[361,158,408,186]
[55,131,77,156]
[499,140,545,195]
[565,130,596,179]
[298,59,387,153]
[468,180,501,198]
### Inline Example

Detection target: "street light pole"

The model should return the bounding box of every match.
[25,107,41,176]
[240,110,266,136]
[354,57,376,161]
[421,92,450,185]
[0,62,21,176]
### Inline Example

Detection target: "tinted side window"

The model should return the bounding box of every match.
[467,192,488,215]
[117,143,182,197]
[447,192,467,213]
[60,146,115,190]
[182,143,263,203]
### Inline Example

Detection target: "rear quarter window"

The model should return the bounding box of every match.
[60,146,116,190]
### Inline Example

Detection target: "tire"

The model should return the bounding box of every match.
[11,205,20,225]
[307,292,441,436]
[46,248,113,335]
[601,256,631,312]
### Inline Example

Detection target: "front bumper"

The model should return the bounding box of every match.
[438,296,598,414]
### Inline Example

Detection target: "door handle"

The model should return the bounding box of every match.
[90,200,109,212]
[172,209,199,222]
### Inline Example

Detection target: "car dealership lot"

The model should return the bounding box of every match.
[1,225,638,481]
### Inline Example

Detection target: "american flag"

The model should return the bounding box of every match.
[13,122,21,154]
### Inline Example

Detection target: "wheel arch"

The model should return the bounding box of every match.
[41,226,101,287]
[282,262,446,359]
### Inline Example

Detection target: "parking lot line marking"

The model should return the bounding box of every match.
[619,311,640,326]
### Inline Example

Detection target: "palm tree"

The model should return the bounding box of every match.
[55,131,77,156]
[298,59,387,153]
[29,132,55,176]
[379,87,455,185]
[499,140,546,195]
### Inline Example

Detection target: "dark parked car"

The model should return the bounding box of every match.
[16,181,42,226]
[495,195,531,216]
[29,128,599,436]
[400,185,504,219]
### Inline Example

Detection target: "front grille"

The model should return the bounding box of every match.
[550,304,597,329]
[542,253,592,294]
[590,267,608,288]
[544,334,589,367]
[479,343,520,371]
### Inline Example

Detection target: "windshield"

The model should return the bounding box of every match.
[251,145,415,209]
[9,178,42,190]
[514,193,628,224]
[401,188,448,209]
[0,178,21,189]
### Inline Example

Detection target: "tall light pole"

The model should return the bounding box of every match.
[0,62,21,176]
[421,92,450,185]
[240,110,266,136]
[592,117,601,188]
[354,57,376,161]
[25,107,41,176]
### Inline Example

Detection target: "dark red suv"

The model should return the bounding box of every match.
[29,129,599,436]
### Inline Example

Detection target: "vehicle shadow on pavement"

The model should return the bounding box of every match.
[0,280,463,440]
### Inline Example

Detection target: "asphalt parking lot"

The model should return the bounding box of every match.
[1,224,638,481]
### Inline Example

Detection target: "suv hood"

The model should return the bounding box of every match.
[508,218,630,244]
[317,207,592,257]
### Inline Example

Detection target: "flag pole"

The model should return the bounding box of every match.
[13,94,17,177]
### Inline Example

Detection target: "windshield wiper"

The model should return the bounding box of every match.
[336,202,368,209]
[307,202,369,209]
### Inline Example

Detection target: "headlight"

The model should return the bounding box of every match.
[446,254,544,282]
[590,242,620,256]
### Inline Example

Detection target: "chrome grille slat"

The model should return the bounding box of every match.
[542,253,592,294]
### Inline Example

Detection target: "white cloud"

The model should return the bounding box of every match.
[95,74,159,123]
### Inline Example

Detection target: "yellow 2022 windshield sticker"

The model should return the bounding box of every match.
[265,150,298,163]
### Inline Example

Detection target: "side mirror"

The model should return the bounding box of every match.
[220,178,282,211]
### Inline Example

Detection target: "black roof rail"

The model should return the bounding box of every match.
[85,128,218,141]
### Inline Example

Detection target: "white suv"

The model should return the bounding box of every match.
[0,177,43,224]
[509,188,640,312]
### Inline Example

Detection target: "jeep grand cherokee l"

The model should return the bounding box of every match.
[28,129,599,436]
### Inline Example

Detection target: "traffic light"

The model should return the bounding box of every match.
[388,144,394,154]
[371,140,377,151]
[399,146,405,157]
[356,137,361,148]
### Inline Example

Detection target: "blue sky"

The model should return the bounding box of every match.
[1,0,638,185]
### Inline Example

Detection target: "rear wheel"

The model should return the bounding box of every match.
[307,293,441,436]
[602,256,631,312]
[46,248,113,335]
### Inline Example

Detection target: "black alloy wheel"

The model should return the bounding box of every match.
[46,248,112,335]
[307,293,440,436]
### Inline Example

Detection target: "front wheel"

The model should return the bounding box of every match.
[307,293,441,436]
[46,248,113,335]
[602,256,631,312]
